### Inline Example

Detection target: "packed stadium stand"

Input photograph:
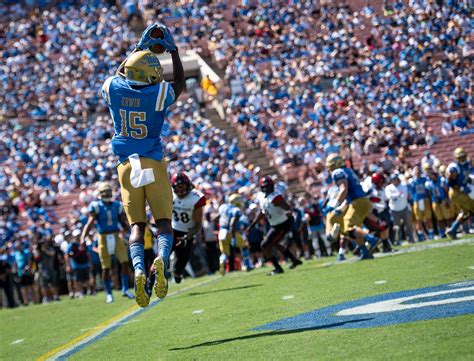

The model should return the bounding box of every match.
[1,0,472,307]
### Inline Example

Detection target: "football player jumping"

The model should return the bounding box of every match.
[171,173,206,283]
[248,176,302,275]
[81,182,134,303]
[101,24,184,307]
[325,154,380,260]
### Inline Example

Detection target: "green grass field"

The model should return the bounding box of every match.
[2,240,474,361]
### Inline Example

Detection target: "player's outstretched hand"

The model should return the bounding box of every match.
[136,23,165,50]
[158,27,177,53]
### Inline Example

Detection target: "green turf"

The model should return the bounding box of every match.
[2,242,474,361]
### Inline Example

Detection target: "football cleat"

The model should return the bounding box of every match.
[358,252,374,261]
[267,268,284,276]
[134,270,150,308]
[106,294,114,304]
[122,290,135,299]
[446,229,457,240]
[337,253,346,262]
[174,273,182,284]
[289,259,303,269]
[153,256,168,299]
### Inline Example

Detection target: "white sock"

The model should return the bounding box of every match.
[338,248,345,255]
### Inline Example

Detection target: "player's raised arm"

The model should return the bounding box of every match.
[169,48,184,99]
[156,26,184,99]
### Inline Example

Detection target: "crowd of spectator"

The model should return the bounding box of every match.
[217,1,471,179]
[1,0,473,307]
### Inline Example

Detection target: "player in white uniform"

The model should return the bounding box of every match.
[248,176,302,275]
[170,173,206,283]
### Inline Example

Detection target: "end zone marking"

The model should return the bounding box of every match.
[37,276,222,361]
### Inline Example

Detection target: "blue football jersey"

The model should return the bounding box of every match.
[218,204,242,231]
[410,176,429,201]
[425,177,448,203]
[89,200,123,234]
[331,167,366,202]
[447,161,472,188]
[102,75,175,164]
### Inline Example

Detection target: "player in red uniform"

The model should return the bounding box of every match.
[248,176,302,275]
[170,173,206,283]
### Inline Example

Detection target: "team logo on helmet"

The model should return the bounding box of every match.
[122,50,163,85]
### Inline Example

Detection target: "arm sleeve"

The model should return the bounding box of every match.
[332,169,347,183]
[88,201,98,215]
[271,194,285,205]
[194,196,207,210]
[155,82,176,112]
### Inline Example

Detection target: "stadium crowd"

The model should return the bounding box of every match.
[218,1,471,177]
[1,0,473,307]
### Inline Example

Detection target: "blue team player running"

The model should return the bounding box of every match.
[325,153,379,260]
[101,24,184,307]
[81,182,134,303]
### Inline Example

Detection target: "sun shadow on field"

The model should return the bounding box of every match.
[169,318,372,351]
[187,284,263,297]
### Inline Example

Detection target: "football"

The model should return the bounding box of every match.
[150,27,165,54]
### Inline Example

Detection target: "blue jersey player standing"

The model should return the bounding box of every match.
[101,25,184,307]
[81,182,133,303]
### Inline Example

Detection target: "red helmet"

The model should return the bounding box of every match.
[259,176,275,194]
[171,172,193,197]
[371,173,385,187]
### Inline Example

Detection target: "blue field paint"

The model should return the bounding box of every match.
[255,281,474,331]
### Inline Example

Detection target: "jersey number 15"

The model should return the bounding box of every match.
[119,110,148,139]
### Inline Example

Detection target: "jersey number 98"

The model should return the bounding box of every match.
[119,110,148,139]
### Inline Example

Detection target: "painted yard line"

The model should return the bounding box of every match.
[375,280,388,285]
[11,339,25,345]
[79,320,139,332]
[37,276,221,361]
[282,295,295,300]
[38,238,473,360]
[192,310,204,315]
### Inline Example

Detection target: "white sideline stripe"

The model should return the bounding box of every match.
[192,310,204,315]
[47,238,473,359]
[374,280,387,285]
[282,295,294,300]
[320,238,474,268]
[11,339,25,345]
[79,320,139,332]
[49,276,221,360]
